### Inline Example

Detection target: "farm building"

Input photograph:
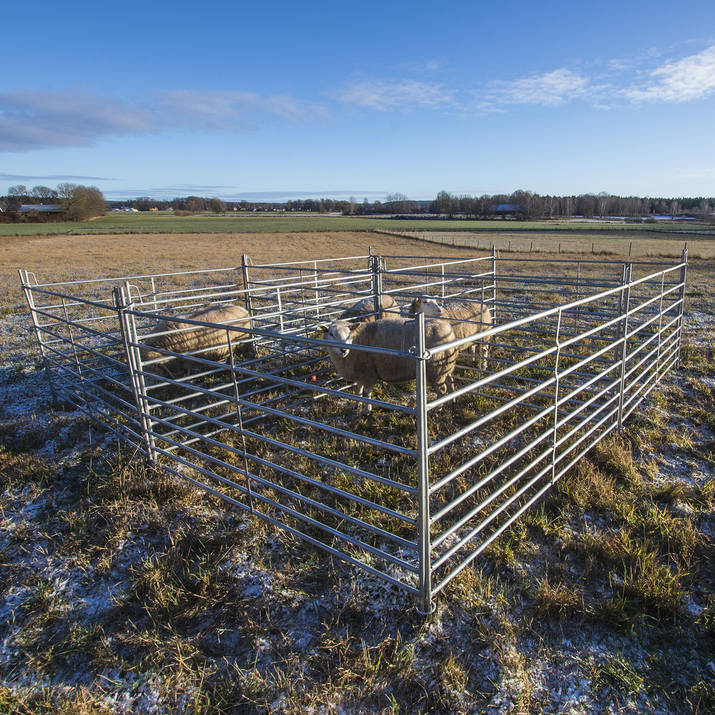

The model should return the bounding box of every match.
[19,204,65,213]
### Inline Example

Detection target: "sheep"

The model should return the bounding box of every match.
[409,296,493,371]
[321,316,458,414]
[140,304,252,379]
[338,294,399,323]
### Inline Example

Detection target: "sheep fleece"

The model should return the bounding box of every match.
[440,301,493,341]
[339,294,398,322]
[325,317,457,393]
[143,304,250,375]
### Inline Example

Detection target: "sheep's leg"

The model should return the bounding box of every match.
[479,342,489,373]
[357,380,376,414]
[445,374,454,393]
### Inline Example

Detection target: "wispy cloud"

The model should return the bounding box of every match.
[0,91,156,152]
[0,172,114,183]
[0,89,328,152]
[3,45,715,154]
[339,45,715,116]
[158,90,328,127]
[485,68,592,107]
[101,187,388,202]
[623,45,715,102]
[335,79,455,110]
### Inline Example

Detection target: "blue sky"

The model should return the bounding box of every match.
[2,1,714,202]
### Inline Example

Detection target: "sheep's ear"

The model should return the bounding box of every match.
[349,322,361,332]
[318,324,329,333]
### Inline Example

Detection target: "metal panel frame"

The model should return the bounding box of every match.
[19,249,687,613]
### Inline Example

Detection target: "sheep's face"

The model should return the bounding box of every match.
[414,298,443,317]
[324,321,355,358]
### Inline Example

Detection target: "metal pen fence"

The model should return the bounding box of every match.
[19,249,687,613]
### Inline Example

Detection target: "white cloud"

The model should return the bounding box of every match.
[157,90,328,127]
[624,45,715,102]
[487,68,591,107]
[0,89,328,152]
[335,79,455,111]
[0,91,157,151]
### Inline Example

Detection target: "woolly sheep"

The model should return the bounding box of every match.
[141,304,252,379]
[338,294,399,323]
[321,317,458,414]
[409,296,493,371]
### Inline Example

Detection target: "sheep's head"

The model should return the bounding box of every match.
[410,297,443,317]
[322,320,359,358]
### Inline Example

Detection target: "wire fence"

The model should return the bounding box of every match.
[373,228,707,259]
[19,249,687,612]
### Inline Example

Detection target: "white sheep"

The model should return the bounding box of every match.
[321,317,458,414]
[338,294,399,322]
[409,296,493,371]
[141,304,252,379]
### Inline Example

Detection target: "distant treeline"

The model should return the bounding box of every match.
[105,190,715,221]
[2,186,714,222]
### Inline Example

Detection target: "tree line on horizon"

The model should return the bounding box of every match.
[111,190,715,221]
[1,185,714,222]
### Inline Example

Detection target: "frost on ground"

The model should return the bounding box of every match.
[0,303,714,714]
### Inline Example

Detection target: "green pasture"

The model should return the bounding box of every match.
[1,211,713,237]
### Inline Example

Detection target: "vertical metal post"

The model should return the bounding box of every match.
[617,263,632,431]
[415,312,434,615]
[19,270,60,404]
[655,272,666,382]
[313,261,320,319]
[241,254,258,358]
[115,286,157,461]
[676,248,688,369]
[551,309,563,484]
[610,264,627,426]
[491,244,498,323]
[370,253,384,320]
[276,288,284,332]
[276,287,287,369]
[576,261,581,330]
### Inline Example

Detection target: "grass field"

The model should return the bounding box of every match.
[1,231,714,714]
[1,210,713,238]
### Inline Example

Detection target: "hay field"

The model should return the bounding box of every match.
[383,229,714,259]
[1,231,714,714]
[0,231,473,310]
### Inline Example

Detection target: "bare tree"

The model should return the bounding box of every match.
[31,186,58,202]
[596,192,611,218]
[57,183,106,221]
[385,192,412,213]
[186,196,205,214]
[343,196,357,215]
[432,190,457,216]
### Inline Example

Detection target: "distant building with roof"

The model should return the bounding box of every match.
[489,204,524,218]
[20,204,66,213]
